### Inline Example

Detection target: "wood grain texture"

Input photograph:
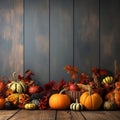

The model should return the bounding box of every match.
[50,0,73,82]
[74,0,99,75]
[0,110,20,120]
[55,111,85,120]
[0,0,23,79]
[100,0,120,71]
[56,111,72,120]
[81,111,120,120]
[24,0,49,85]
[105,111,120,120]
[9,110,56,120]
[0,110,120,120]
[69,111,85,120]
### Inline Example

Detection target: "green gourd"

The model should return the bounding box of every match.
[7,72,26,93]
[31,99,39,107]
[104,101,117,110]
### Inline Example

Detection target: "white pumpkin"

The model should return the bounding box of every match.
[70,99,83,111]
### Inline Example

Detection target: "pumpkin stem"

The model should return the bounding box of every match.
[88,85,92,95]
[59,88,68,94]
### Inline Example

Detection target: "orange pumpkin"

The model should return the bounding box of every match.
[80,87,103,110]
[0,97,5,109]
[115,81,120,88]
[114,93,120,108]
[49,89,71,109]
[105,89,120,108]
[105,81,120,109]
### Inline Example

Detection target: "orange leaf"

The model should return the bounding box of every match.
[71,73,77,80]
[64,65,79,80]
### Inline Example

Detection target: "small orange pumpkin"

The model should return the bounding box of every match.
[105,89,120,108]
[49,89,71,110]
[0,97,5,109]
[80,86,103,110]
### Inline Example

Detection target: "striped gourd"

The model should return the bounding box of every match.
[7,72,26,93]
[102,76,114,84]
[70,99,83,111]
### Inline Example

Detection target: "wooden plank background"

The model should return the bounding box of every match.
[0,0,23,80]
[74,0,99,75]
[100,0,120,72]
[0,0,120,84]
[24,0,49,85]
[50,0,73,82]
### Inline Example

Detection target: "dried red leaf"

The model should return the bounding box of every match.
[44,81,56,91]
[25,69,34,79]
[78,72,90,84]
[99,69,108,76]
[18,75,24,80]
[18,70,34,86]
[91,67,108,77]
[38,95,49,110]
[52,79,66,91]
[64,65,79,80]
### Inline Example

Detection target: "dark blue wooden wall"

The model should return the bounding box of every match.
[0,0,120,85]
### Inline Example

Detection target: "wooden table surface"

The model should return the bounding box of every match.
[0,110,120,120]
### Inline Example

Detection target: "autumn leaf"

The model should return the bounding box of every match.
[78,72,90,84]
[91,67,109,77]
[64,65,79,80]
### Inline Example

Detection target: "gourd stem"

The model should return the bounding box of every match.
[12,72,17,81]
[75,98,79,103]
[59,88,68,94]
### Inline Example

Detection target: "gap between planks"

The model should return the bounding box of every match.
[8,110,56,120]
[81,111,120,120]
[0,109,20,120]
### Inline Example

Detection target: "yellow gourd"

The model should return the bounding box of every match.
[102,76,114,84]
[24,103,36,110]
